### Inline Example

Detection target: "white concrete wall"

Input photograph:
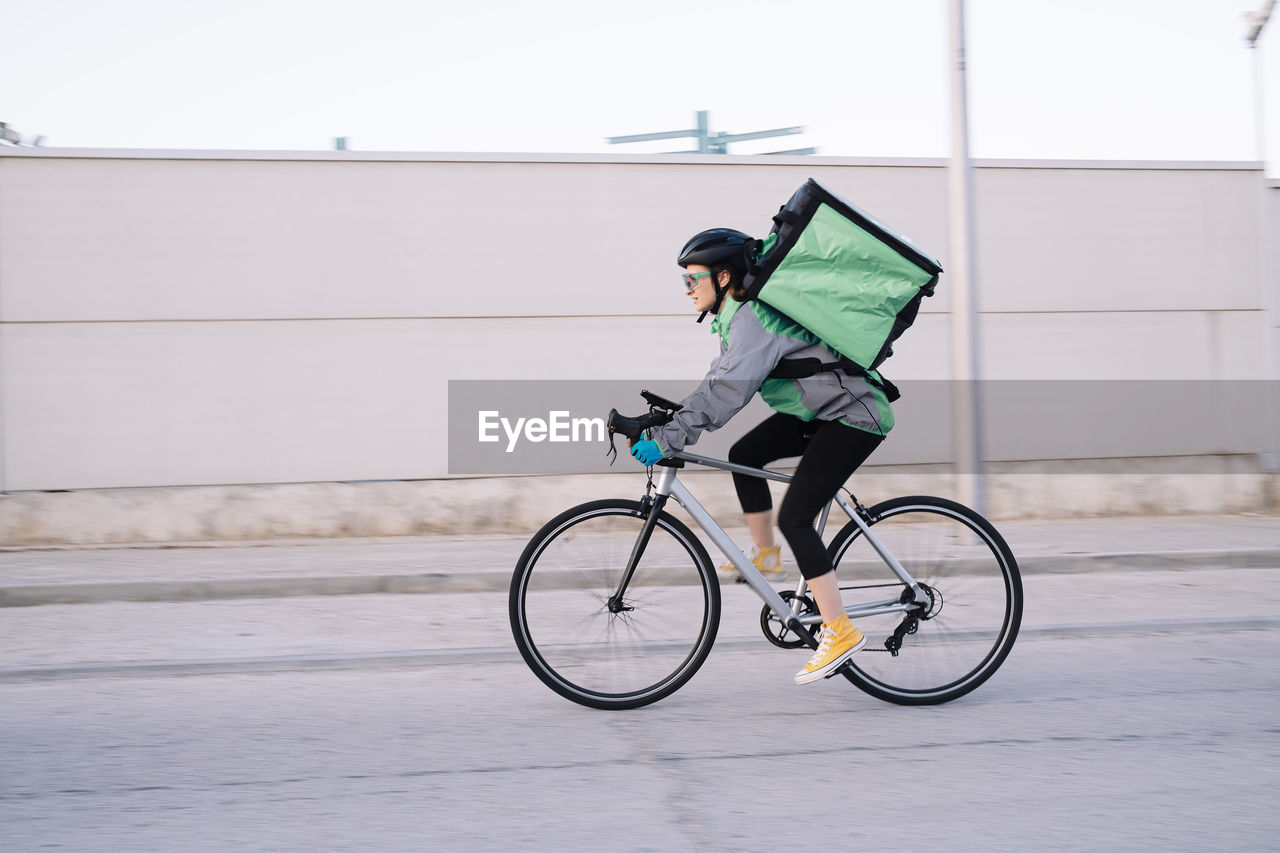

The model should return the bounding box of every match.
[0,150,1274,493]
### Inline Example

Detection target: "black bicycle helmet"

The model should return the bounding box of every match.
[677,227,759,323]
[677,227,756,272]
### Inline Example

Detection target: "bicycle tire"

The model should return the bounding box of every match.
[509,499,721,710]
[827,495,1022,705]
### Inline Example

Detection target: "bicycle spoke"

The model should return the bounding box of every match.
[510,501,720,710]
[830,496,1022,705]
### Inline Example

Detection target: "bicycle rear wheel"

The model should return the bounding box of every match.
[828,495,1022,705]
[509,499,720,710]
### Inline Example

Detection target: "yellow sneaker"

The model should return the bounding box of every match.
[718,545,787,583]
[794,614,866,685]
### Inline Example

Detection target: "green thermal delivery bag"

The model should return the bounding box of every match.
[743,179,944,379]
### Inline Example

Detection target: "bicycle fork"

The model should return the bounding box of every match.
[606,491,669,614]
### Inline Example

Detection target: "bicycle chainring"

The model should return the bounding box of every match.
[761,590,819,649]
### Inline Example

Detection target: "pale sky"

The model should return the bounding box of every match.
[3,0,1278,169]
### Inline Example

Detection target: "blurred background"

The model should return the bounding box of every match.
[4,0,1277,164]
[1,0,1277,543]
[4,8,1280,851]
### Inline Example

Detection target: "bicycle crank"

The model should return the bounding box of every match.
[760,590,820,649]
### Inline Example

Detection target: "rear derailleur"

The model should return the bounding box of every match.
[885,583,940,656]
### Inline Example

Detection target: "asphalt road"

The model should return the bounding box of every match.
[3,601,1278,852]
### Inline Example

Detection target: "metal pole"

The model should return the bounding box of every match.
[948,0,986,514]
[1253,36,1269,163]
[1248,6,1279,470]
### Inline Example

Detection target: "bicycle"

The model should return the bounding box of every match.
[509,390,1023,711]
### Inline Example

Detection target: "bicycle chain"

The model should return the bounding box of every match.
[835,582,938,654]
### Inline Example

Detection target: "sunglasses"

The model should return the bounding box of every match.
[681,271,713,290]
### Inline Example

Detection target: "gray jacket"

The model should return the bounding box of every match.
[653,298,895,455]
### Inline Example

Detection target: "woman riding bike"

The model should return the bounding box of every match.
[629,228,895,685]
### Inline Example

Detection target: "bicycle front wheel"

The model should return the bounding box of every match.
[828,496,1022,705]
[509,499,720,710]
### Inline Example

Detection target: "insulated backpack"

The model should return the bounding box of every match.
[742,179,944,399]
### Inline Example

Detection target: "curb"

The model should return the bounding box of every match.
[2,548,1279,607]
[0,571,514,607]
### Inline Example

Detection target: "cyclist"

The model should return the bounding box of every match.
[629,228,894,685]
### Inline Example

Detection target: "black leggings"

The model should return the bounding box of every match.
[728,413,883,580]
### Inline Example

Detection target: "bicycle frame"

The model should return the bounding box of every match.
[616,449,931,647]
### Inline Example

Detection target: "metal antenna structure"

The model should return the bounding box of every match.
[606,110,815,155]
[0,123,45,146]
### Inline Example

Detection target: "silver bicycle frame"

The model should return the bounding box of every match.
[652,452,929,628]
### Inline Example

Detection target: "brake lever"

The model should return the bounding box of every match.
[604,402,673,466]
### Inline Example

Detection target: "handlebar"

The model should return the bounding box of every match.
[603,389,685,469]
[606,408,673,440]
[640,390,682,413]
[607,388,682,440]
